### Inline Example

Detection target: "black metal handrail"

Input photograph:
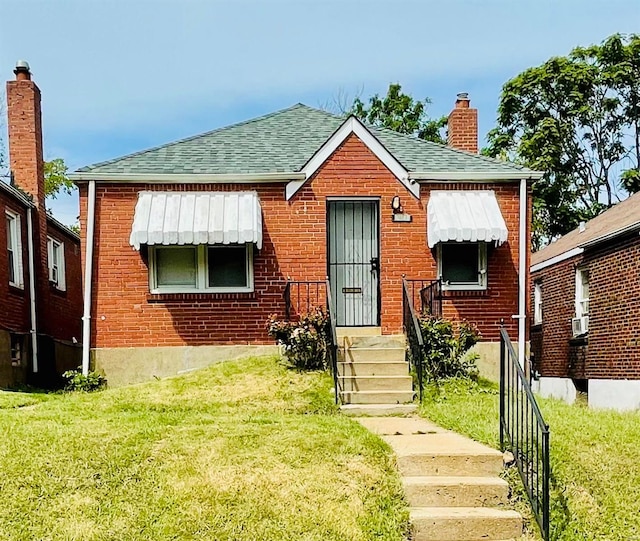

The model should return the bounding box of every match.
[500,326,550,541]
[325,279,339,405]
[402,277,425,401]
[283,279,339,404]
[404,278,442,318]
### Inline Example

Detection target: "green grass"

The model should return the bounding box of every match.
[420,378,640,541]
[0,357,409,541]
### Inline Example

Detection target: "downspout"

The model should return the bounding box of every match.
[517,177,527,366]
[26,208,38,373]
[81,180,96,376]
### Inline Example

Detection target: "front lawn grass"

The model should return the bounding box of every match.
[420,378,640,541]
[0,356,409,541]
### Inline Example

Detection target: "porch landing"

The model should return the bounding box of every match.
[337,327,417,414]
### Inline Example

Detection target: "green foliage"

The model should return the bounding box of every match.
[486,33,640,248]
[44,157,75,199]
[351,83,448,144]
[62,367,107,392]
[418,316,480,382]
[266,308,329,371]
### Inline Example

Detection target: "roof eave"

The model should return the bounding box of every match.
[410,171,544,182]
[579,221,640,249]
[68,172,306,183]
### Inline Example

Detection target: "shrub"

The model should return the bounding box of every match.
[418,316,480,382]
[62,368,107,392]
[266,308,329,371]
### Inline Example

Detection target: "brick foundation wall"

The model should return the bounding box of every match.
[81,134,523,349]
[531,234,640,380]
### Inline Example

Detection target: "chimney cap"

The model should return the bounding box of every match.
[456,92,470,101]
[14,60,32,80]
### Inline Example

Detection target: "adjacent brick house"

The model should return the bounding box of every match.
[530,192,640,411]
[70,93,540,387]
[1,62,83,388]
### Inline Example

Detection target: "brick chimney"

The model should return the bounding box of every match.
[6,60,46,212]
[447,92,478,154]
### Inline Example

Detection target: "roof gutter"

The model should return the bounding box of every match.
[69,172,306,183]
[579,221,640,249]
[410,171,544,181]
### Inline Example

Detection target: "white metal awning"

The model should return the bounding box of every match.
[427,190,508,248]
[129,191,263,250]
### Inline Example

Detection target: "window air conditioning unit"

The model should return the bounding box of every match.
[572,316,589,336]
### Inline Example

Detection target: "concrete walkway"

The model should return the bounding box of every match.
[355,417,522,541]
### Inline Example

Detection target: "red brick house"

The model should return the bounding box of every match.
[1,62,83,388]
[70,92,541,388]
[530,193,640,411]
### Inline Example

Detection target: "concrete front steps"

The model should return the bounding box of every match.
[336,327,415,414]
[356,417,522,541]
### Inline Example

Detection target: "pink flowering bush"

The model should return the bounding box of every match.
[266,308,329,371]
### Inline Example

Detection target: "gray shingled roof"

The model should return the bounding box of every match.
[77,103,534,176]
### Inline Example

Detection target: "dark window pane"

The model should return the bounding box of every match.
[208,245,247,288]
[442,243,478,283]
[156,247,197,286]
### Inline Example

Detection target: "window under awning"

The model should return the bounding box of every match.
[427,190,508,248]
[129,191,263,251]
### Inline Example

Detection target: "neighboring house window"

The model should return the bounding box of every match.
[47,237,66,291]
[10,334,22,366]
[534,281,543,324]
[150,244,253,293]
[572,267,589,335]
[6,211,23,289]
[437,242,487,290]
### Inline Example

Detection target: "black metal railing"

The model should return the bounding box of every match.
[500,327,550,541]
[324,279,339,405]
[283,280,340,404]
[402,278,425,401]
[404,279,442,318]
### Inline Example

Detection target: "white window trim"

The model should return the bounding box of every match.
[437,242,488,291]
[149,244,254,294]
[533,281,543,325]
[6,211,24,289]
[47,236,66,291]
[575,267,589,318]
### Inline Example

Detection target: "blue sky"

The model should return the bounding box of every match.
[1,0,639,225]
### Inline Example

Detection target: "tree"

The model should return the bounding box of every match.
[351,83,448,144]
[486,34,640,248]
[43,158,75,199]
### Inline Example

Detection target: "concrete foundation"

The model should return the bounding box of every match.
[589,379,640,412]
[92,344,279,387]
[470,342,500,382]
[531,377,577,405]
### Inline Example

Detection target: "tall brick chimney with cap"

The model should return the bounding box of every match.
[6,60,49,313]
[447,92,478,153]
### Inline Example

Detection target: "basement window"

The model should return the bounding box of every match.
[437,242,487,290]
[6,211,23,289]
[150,244,253,294]
[10,334,22,367]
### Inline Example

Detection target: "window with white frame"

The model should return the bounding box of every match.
[575,268,589,318]
[6,211,23,288]
[47,236,66,291]
[150,244,253,293]
[533,281,543,324]
[437,242,487,290]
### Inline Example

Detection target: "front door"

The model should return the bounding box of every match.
[328,200,380,326]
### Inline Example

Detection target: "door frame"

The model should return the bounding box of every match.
[326,197,381,327]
